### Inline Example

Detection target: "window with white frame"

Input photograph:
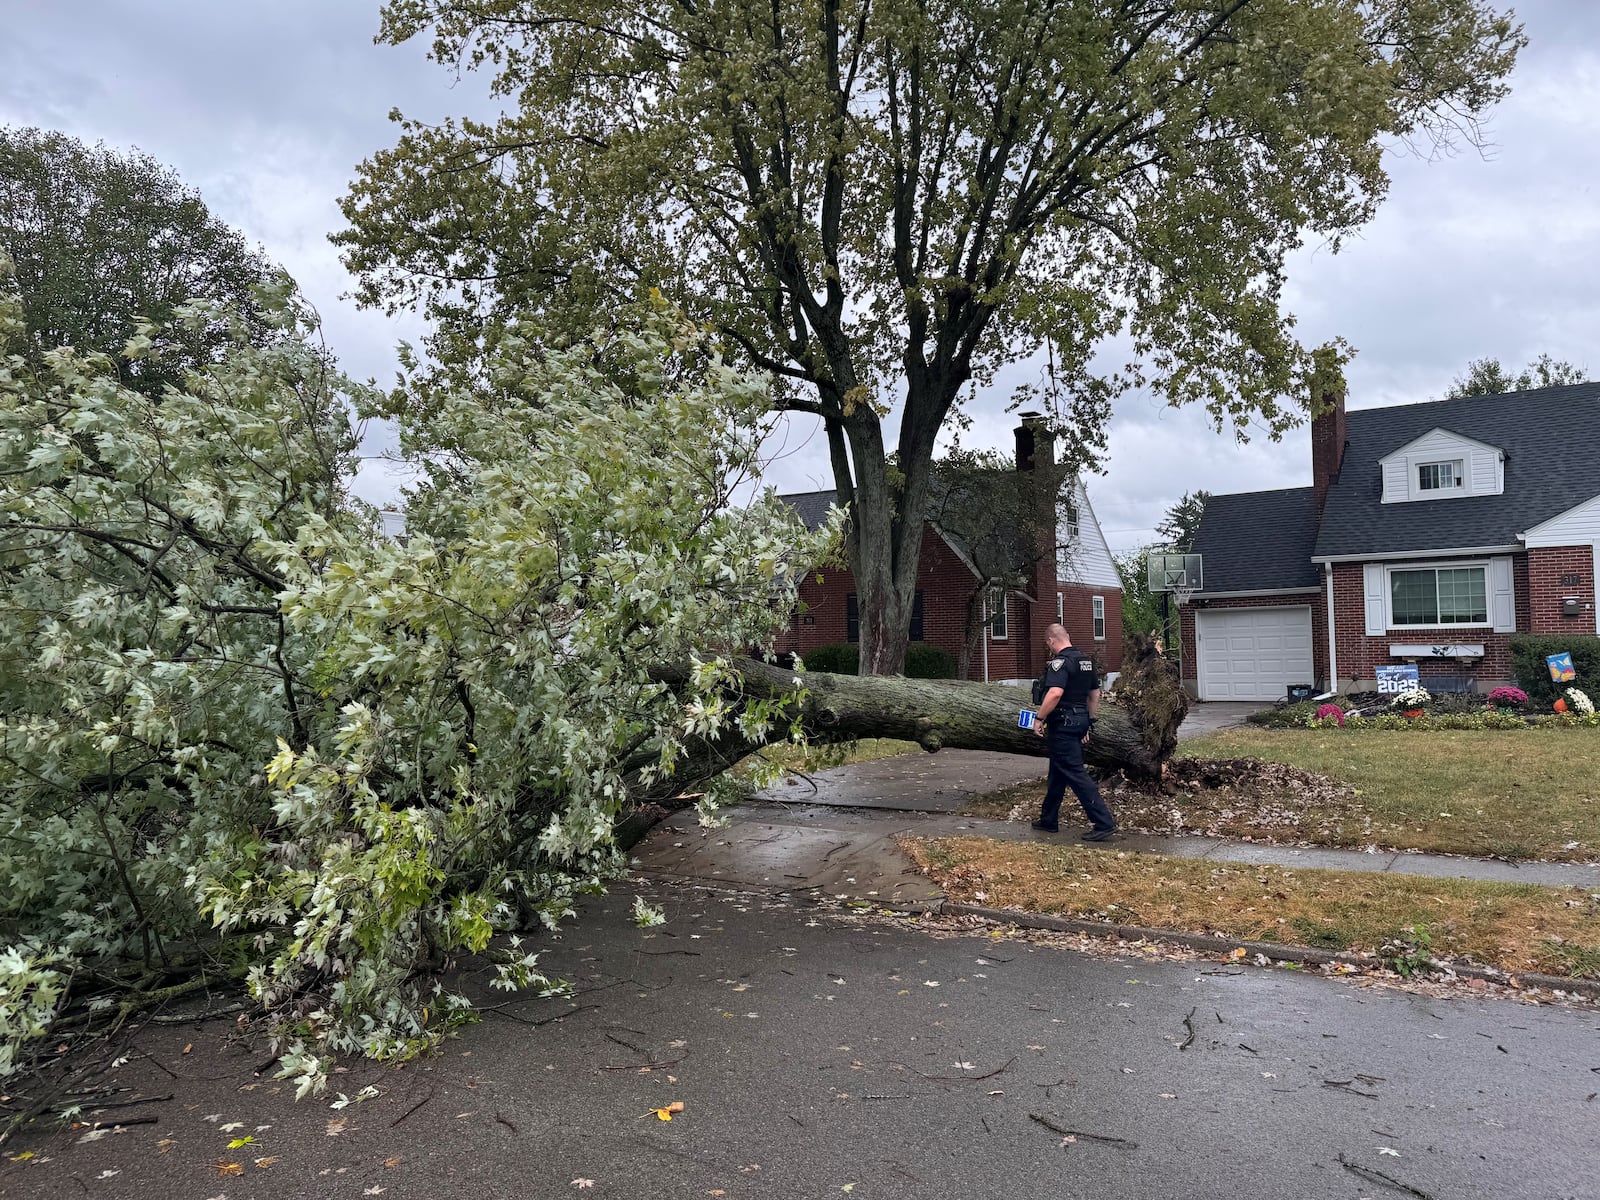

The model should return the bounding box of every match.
[1416,460,1464,492]
[987,588,1008,639]
[1056,592,1064,623]
[1063,497,1080,538]
[1092,595,1106,640]
[1389,565,1487,626]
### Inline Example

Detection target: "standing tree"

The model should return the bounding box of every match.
[0,127,275,396]
[336,0,1523,675]
[1116,547,1162,643]
[1155,490,1210,553]
[1446,354,1588,399]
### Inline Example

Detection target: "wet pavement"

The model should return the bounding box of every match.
[753,748,1041,813]
[640,802,1600,898]
[744,699,1262,818]
[11,881,1598,1200]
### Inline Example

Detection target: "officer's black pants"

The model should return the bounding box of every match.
[1038,721,1116,832]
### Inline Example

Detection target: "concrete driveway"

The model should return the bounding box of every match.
[1176,701,1265,740]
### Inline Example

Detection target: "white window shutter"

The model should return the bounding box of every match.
[1363,563,1386,636]
[1489,556,1516,632]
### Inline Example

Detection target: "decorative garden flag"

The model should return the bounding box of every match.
[1547,652,1577,683]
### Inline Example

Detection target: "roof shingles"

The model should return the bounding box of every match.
[1312,383,1600,558]
[1190,487,1321,593]
[1190,383,1600,589]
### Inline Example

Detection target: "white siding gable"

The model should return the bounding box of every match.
[1058,483,1121,590]
[1379,428,1504,503]
[1522,492,1600,548]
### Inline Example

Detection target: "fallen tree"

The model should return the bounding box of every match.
[620,635,1188,843]
[0,279,1183,1108]
[750,633,1187,776]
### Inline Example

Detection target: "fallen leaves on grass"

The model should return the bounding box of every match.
[904,835,1600,981]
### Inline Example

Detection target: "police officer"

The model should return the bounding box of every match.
[1030,623,1117,840]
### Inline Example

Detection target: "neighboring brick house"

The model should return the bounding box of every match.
[1178,383,1600,699]
[775,416,1124,682]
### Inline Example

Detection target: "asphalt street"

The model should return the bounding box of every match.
[6,878,1597,1200]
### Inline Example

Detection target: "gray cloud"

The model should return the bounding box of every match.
[3,1,1595,525]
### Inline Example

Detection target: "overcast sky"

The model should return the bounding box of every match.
[4,1,1596,552]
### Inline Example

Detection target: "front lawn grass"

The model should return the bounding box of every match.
[964,728,1600,862]
[1178,728,1600,861]
[905,835,1600,980]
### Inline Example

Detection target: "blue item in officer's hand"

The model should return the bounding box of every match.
[1018,709,1037,730]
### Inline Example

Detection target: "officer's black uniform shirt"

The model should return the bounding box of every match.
[1040,648,1099,724]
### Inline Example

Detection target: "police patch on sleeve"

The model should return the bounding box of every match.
[1049,657,1065,670]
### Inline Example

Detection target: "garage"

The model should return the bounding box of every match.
[1195,606,1314,701]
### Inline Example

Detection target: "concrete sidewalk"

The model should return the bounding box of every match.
[747,700,1262,819]
[636,801,1600,903]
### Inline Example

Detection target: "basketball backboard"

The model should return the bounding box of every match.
[1147,551,1203,593]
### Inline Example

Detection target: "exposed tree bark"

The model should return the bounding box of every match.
[736,652,1179,778]
[621,636,1187,847]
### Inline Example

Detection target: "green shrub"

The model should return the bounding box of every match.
[906,644,958,679]
[1248,701,1322,728]
[800,643,957,679]
[1509,634,1600,706]
[802,643,859,674]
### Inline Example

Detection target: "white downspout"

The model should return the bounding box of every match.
[1324,562,1339,694]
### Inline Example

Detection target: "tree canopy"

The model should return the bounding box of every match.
[1445,353,1588,399]
[0,258,825,1104]
[337,0,1523,674]
[0,126,276,396]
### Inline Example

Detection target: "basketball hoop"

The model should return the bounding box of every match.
[1171,585,1197,607]
[1147,551,1204,598]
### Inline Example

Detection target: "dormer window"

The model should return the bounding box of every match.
[1380,431,1502,503]
[1417,460,1464,492]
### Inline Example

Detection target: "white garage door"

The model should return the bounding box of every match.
[1196,607,1315,701]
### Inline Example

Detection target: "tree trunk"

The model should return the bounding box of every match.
[845,417,913,677]
[734,656,1177,778]
[625,635,1187,847]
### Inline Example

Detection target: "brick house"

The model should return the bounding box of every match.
[1178,383,1600,700]
[775,416,1124,682]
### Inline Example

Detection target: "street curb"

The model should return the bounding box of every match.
[939,902,1600,1001]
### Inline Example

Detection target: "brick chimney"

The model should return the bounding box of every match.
[1015,412,1058,672]
[1310,387,1346,518]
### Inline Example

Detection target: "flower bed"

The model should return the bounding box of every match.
[1253,701,1600,731]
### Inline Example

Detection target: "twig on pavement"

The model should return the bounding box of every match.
[1337,1153,1436,1198]
[389,1089,434,1129]
[1029,1113,1139,1149]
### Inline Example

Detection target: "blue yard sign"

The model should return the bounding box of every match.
[1547,652,1577,684]
[1376,664,1420,694]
